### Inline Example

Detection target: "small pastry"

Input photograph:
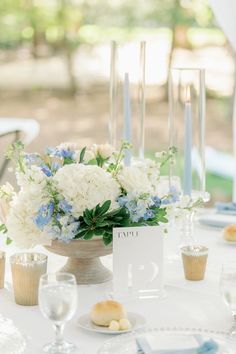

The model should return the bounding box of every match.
[109,320,120,331]
[119,318,131,330]
[223,224,236,242]
[90,300,127,327]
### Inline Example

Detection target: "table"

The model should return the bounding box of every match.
[0,221,235,354]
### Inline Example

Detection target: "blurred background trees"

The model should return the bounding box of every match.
[0,0,216,93]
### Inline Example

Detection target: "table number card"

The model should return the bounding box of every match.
[113,226,164,298]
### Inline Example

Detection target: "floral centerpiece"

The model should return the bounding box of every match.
[0,141,182,283]
[0,141,179,248]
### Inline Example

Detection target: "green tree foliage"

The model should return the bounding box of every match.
[0,0,214,93]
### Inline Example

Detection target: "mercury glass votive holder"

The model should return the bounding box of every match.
[181,245,208,281]
[0,251,6,289]
[10,253,47,306]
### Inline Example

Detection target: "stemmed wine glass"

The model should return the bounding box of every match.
[220,263,236,336]
[38,272,78,353]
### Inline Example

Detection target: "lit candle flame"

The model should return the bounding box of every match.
[186,86,191,103]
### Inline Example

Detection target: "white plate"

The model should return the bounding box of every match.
[98,327,236,353]
[77,312,146,335]
[221,237,236,246]
[198,213,236,228]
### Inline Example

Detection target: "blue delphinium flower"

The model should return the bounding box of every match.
[143,209,154,221]
[118,194,156,223]
[40,164,52,177]
[152,196,161,207]
[59,199,72,213]
[45,147,74,159]
[117,196,128,207]
[24,153,42,164]
[34,203,54,229]
[51,162,61,172]
[47,218,80,243]
[58,222,80,242]
[59,149,74,159]
[162,186,180,205]
[45,147,57,156]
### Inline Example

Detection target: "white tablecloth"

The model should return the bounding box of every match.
[0,221,235,354]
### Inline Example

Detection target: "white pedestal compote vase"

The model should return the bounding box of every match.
[45,238,112,285]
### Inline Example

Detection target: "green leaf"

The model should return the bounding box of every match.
[83,216,92,226]
[75,229,88,238]
[103,233,112,245]
[87,158,97,165]
[96,221,110,227]
[63,157,74,165]
[6,237,12,245]
[84,209,93,222]
[99,200,111,215]
[94,229,104,236]
[0,224,7,233]
[83,230,95,240]
[79,147,86,163]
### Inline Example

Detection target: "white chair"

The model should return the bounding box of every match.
[0,118,40,179]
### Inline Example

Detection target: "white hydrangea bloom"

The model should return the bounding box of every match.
[6,189,52,248]
[117,166,152,196]
[53,164,121,217]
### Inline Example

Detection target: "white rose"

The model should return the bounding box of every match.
[56,142,79,151]
[117,167,152,195]
[92,144,115,159]
[73,148,95,163]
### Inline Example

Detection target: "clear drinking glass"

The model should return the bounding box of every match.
[38,272,78,353]
[220,263,236,336]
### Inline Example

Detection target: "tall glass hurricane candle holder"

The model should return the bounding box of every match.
[168,68,209,246]
[109,41,146,162]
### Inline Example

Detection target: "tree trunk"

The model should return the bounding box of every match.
[58,0,77,96]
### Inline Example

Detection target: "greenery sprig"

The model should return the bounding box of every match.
[6,140,25,173]
[76,200,130,245]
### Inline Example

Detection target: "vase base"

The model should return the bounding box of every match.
[59,257,112,285]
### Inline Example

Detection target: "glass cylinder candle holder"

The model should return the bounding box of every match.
[0,251,5,289]
[109,40,146,162]
[168,68,209,202]
[10,253,47,306]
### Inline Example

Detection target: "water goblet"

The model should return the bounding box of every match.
[38,272,78,353]
[220,263,236,336]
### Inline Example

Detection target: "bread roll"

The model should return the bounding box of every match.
[90,300,127,326]
[223,224,236,242]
